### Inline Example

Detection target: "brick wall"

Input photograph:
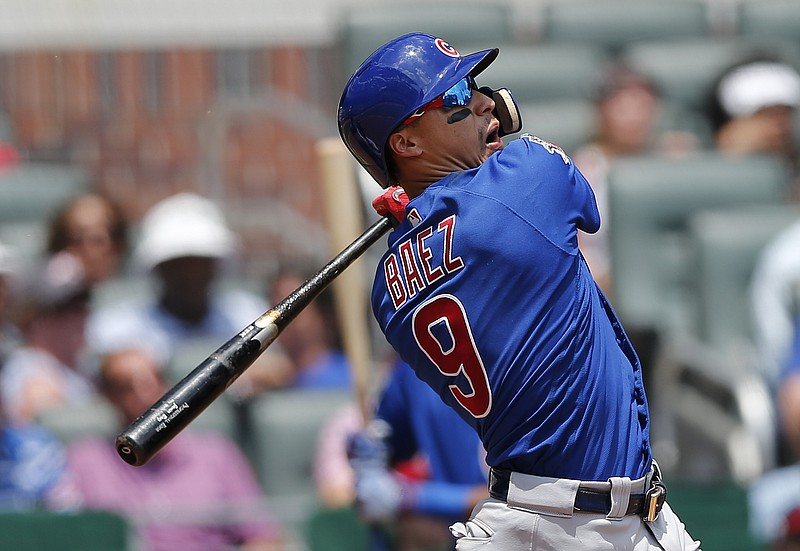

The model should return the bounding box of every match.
[0,44,344,282]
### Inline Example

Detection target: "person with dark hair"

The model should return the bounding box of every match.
[266,266,352,390]
[573,61,698,295]
[50,344,285,551]
[0,192,129,424]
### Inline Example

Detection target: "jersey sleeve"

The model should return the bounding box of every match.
[479,135,601,248]
[375,362,419,463]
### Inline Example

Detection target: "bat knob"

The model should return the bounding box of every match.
[116,434,145,467]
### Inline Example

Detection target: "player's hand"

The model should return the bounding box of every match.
[346,420,391,469]
[352,462,405,522]
[372,186,409,226]
[346,420,404,522]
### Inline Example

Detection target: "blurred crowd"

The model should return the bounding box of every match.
[0,7,799,551]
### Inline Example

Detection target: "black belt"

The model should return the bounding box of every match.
[488,468,666,521]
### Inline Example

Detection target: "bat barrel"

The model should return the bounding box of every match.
[116,326,269,466]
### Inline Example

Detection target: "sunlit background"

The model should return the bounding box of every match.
[0,1,799,550]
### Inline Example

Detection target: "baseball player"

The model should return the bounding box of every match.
[349,357,489,550]
[337,32,700,550]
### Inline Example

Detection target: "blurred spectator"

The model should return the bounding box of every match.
[50,345,284,551]
[749,316,800,546]
[572,61,698,294]
[732,55,800,392]
[262,266,352,391]
[750,219,800,391]
[707,53,800,194]
[0,139,19,171]
[749,462,800,548]
[773,507,800,551]
[85,192,290,391]
[777,315,800,461]
[0,192,129,424]
[0,388,67,511]
[315,358,487,551]
[0,241,23,366]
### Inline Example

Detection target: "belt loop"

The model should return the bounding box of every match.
[606,476,632,521]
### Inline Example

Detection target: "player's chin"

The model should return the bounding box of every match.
[481,141,504,161]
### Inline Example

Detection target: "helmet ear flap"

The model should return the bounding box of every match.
[479,86,522,137]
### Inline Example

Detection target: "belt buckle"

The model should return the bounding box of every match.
[642,482,666,522]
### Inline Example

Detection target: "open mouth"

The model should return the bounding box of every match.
[485,121,503,151]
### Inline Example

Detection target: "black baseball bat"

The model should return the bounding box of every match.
[115,215,392,467]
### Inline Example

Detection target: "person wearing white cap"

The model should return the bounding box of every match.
[84,193,282,380]
[728,54,800,396]
[708,53,800,173]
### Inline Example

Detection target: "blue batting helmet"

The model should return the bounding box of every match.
[338,33,499,188]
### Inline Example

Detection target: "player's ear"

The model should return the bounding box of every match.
[388,130,422,159]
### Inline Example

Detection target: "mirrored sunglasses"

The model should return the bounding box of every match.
[400,76,477,126]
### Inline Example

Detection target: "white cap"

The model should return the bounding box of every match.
[135,193,237,270]
[718,61,800,118]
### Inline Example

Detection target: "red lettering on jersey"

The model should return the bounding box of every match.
[438,215,464,273]
[417,226,445,284]
[384,254,407,308]
[413,294,492,418]
[399,238,426,299]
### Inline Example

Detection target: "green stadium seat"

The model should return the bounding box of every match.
[736,0,800,45]
[337,3,515,77]
[622,39,751,112]
[305,506,370,551]
[622,38,800,113]
[36,398,119,445]
[687,204,800,348]
[0,509,133,551]
[540,0,711,56]
[0,162,91,223]
[479,44,609,103]
[666,479,760,551]
[607,152,792,336]
[246,389,352,538]
[0,111,14,142]
[516,99,596,155]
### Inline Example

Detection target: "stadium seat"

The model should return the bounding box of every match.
[0,162,91,223]
[0,509,132,551]
[666,478,760,551]
[540,0,711,55]
[687,204,800,348]
[652,332,776,483]
[607,152,792,335]
[36,397,119,445]
[478,44,609,103]
[305,506,370,551]
[0,162,92,271]
[515,99,596,155]
[0,111,14,142]
[622,39,751,112]
[736,0,800,45]
[337,3,515,77]
[246,389,353,537]
[622,38,800,113]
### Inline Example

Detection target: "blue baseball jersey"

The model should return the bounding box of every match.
[371,135,652,482]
